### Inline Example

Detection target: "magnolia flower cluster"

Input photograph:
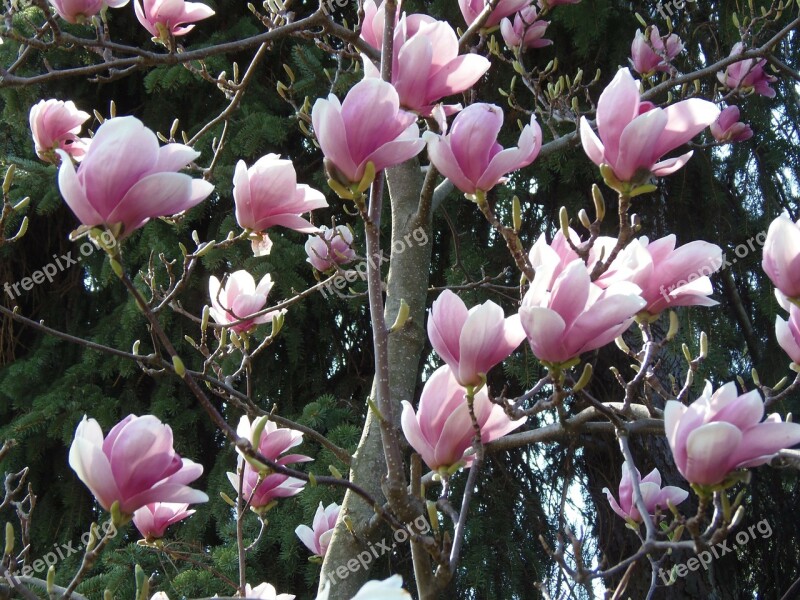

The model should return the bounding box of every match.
[227,416,312,515]
[762,212,800,365]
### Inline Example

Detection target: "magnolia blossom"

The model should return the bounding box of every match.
[710,105,753,143]
[48,0,128,23]
[312,78,425,186]
[520,259,646,365]
[458,0,529,28]
[401,365,525,473]
[134,0,214,42]
[717,42,777,98]
[233,154,328,256]
[427,290,524,387]
[580,68,720,185]
[500,7,551,51]
[29,99,90,163]
[69,415,208,516]
[316,575,410,600]
[762,212,800,300]
[426,103,542,196]
[227,416,311,514]
[360,3,490,115]
[776,303,800,365]
[208,271,282,334]
[629,26,683,76]
[595,234,723,316]
[603,462,688,522]
[244,583,295,600]
[305,225,356,272]
[57,116,213,239]
[665,381,800,486]
[295,502,340,557]
[132,502,195,540]
[151,594,171,600]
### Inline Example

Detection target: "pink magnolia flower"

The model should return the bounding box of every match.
[595,234,723,315]
[57,116,213,239]
[228,416,312,514]
[29,99,90,163]
[603,462,688,522]
[519,259,646,365]
[629,26,683,76]
[717,43,777,98]
[208,271,283,334]
[48,0,128,23]
[776,303,800,365]
[400,365,526,473]
[360,5,490,115]
[425,103,542,196]
[458,0,529,29]
[762,211,800,300]
[318,575,410,600]
[427,290,525,387]
[295,501,340,557]
[311,78,425,186]
[761,211,800,298]
[579,68,720,185]
[710,106,753,143]
[305,225,356,272]
[500,7,551,51]
[665,381,800,486]
[233,154,328,256]
[243,583,295,600]
[68,415,208,516]
[134,0,214,42]
[132,502,195,540]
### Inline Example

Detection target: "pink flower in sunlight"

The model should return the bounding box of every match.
[132,502,195,540]
[208,271,283,334]
[134,0,214,41]
[233,154,328,257]
[710,106,753,143]
[458,0,529,29]
[312,78,425,186]
[717,43,777,98]
[519,259,646,365]
[665,381,800,486]
[425,103,542,196]
[29,99,90,163]
[500,7,551,51]
[360,3,490,115]
[595,234,723,316]
[49,0,128,24]
[762,211,800,300]
[295,502,340,557]
[603,462,688,522]
[580,68,720,185]
[243,583,295,600]
[305,225,356,272]
[401,365,525,473]
[57,116,213,239]
[427,290,525,387]
[629,26,683,76]
[69,415,208,516]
